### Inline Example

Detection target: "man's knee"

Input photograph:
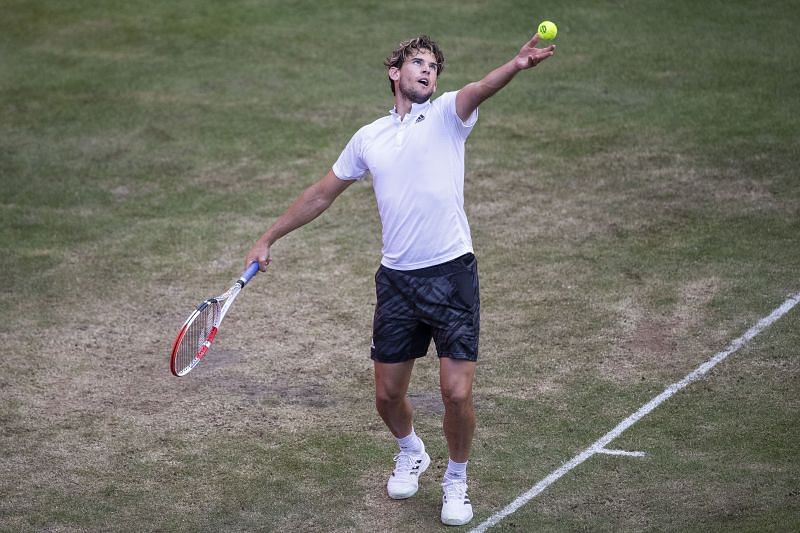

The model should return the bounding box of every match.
[440,358,475,411]
[375,376,411,410]
[375,386,406,408]
[374,360,415,410]
[441,383,473,411]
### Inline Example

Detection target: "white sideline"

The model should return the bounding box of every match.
[470,291,800,533]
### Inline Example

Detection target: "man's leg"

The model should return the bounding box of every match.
[375,359,431,500]
[439,357,476,526]
[373,360,415,438]
[439,358,476,462]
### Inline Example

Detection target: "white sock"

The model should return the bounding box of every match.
[443,458,468,482]
[396,428,423,454]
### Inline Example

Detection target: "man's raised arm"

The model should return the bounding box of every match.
[455,33,556,122]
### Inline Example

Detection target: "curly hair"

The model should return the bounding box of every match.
[384,35,445,95]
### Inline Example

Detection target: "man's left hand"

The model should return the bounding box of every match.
[514,33,556,70]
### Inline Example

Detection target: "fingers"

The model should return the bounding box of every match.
[540,45,556,60]
[257,253,271,272]
[518,34,555,69]
[245,245,272,272]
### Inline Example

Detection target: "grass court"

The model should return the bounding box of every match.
[1,1,798,531]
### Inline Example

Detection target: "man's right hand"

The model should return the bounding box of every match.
[245,238,272,272]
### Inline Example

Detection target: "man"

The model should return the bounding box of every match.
[245,33,555,526]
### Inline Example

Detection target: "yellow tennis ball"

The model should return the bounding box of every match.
[538,20,558,40]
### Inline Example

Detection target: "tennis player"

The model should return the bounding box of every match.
[245,33,555,526]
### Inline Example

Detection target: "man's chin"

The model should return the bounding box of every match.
[401,87,433,104]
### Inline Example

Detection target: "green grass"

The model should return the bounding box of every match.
[1,0,799,531]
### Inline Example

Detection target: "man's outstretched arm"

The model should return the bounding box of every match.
[244,169,353,271]
[456,33,556,122]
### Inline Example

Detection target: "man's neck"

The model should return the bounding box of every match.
[393,96,430,122]
[394,96,413,121]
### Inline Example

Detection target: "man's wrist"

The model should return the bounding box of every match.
[260,232,276,248]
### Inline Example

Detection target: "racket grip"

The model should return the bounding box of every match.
[239,261,261,286]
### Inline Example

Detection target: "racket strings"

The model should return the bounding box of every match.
[176,300,221,373]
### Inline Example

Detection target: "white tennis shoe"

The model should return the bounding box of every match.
[441,479,473,526]
[386,446,431,499]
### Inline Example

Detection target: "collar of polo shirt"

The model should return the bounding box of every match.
[390,99,432,123]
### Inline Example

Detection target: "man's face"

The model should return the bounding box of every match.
[390,49,439,104]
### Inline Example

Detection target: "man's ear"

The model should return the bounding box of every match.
[388,66,400,81]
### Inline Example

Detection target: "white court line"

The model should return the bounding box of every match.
[470,291,800,533]
[598,449,647,457]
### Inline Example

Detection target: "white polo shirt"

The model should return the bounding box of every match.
[332,90,478,270]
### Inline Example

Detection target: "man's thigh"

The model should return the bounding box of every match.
[373,359,416,400]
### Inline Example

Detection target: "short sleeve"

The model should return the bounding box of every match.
[332,128,369,181]
[440,90,478,140]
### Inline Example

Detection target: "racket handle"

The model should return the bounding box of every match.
[239,261,261,286]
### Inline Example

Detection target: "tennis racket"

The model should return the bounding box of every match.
[170,261,261,377]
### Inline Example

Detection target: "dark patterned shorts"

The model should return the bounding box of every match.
[371,253,480,363]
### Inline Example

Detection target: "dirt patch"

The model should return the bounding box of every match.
[604,278,723,382]
[194,355,336,408]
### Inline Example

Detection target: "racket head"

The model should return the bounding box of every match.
[170,299,222,376]
[170,262,257,377]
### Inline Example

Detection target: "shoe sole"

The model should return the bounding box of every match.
[441,510,474,526]
[387,452,431,500]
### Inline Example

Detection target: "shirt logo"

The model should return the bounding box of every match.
[415,114,425,123]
